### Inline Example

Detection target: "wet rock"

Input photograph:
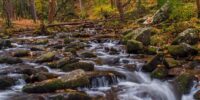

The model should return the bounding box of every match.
[66,42,86,50]
[126,40,143,54]
[80,52,97,58]
[168,43,198,58]
[12,50,30,57]
[0,56,23,64]
[64,38,74,44]
[100,56,120,65]
[173,73,195,94]
[0,76,16,90]
[26,72,59,83]
[30,46,45,51]
[123,64,137,71]
[35,52,56,63]
[172,28,199,45]
[151,65,168,79]
[61,62,94,72]
[47,57,79,69]
[48,90,92,100]
[34,39,49,45]
[0,39,12,49]
[22,69,90,93]
[123,27,153,45]
[194,90,200,100]
[142,53,168,72]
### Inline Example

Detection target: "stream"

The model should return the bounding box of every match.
[0,32,199,100]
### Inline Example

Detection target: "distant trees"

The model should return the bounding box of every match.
[29,0,37,22]
[116,0,131,21]
[48,0,56,23]
[2,0,13,27]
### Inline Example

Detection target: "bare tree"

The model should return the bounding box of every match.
[197,0,200,18]
[29,0,37,23]
[116,0,131,22]
[48,0,56,23]
[2,0,13,27]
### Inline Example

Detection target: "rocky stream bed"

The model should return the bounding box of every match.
[0,27,199,100]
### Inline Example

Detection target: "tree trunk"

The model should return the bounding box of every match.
[48,0,56,24]
[116,0,124,22]
[29,0,37,23]
[2,0,12,27]
[197,0,200,18]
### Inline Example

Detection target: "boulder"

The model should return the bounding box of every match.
[35,52,56,63]
[0,39,12,49]
[142,53,168,72]
[22,69,90,93]
[173,73,195,94]
[151,65,168,79]
[172,28,199,45]
[126,40,143,54]
[0,56,22,64]
[123,27,153,45]
[80,52,97,58]
[0,76,16,90]
[34,39,49,45]
[145,1,170,24]
[168,68,184,76]
[165,58,181,68]
[12,49,29,57]
[61,62,94,72]
[194,90,200,100]
[146,46,158,55]
[168,43,198,58]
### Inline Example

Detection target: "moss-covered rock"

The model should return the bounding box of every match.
[22,69,89,93]
[123,27,153,45]
[168,43,198,58]
[61,62,94,72]
[64,38,74,44]
[173,73,195,94]
[126,40,143,54]
[47,57,79,69]
[194,90,200,100]
[0,39,12,49]
[151,65,168,79]
[0,76,16,90]
[35,52,56,63]
[165,58,181,68]
[146,46,158,55]
[0,56,23,64]
[80,52,97,58]
[34,39,49,45]
[172,28,199,45]
[12,50,29,57]
[142,53,168,72]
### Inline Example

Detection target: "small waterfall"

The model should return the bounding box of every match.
[90,76,120,88]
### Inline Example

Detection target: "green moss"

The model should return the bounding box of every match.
[35,52,55,63]
[151,66,168,79]
[34,39,49,45]
[126,40,143,54]
[147,46,158,55]
[61,62,94,72]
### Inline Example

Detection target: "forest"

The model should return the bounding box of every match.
[0,0,200,100]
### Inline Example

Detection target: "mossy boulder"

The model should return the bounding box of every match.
[173,73,195,94]
[165,58,181,68]
[0,39,12,49]
[64,38,74,44]
[80,52,97,58]
[168,43,198,58]
[142,53,168,72]
[34,39,49,45]
[47,57,79,69]
[35,52,56,63]
[123,27,153,45]
[0,56,23,64]
[151,65,168,79]
[22,69,90,93]
[126,40,143,54]
[61,62,94,72]
[12,50,29,57]
[146,46,158,55]
[194,90,200,100]
[172,28,199,45]
[0,76,16,90]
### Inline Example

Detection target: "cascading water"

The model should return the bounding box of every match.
[0,35,199,100]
